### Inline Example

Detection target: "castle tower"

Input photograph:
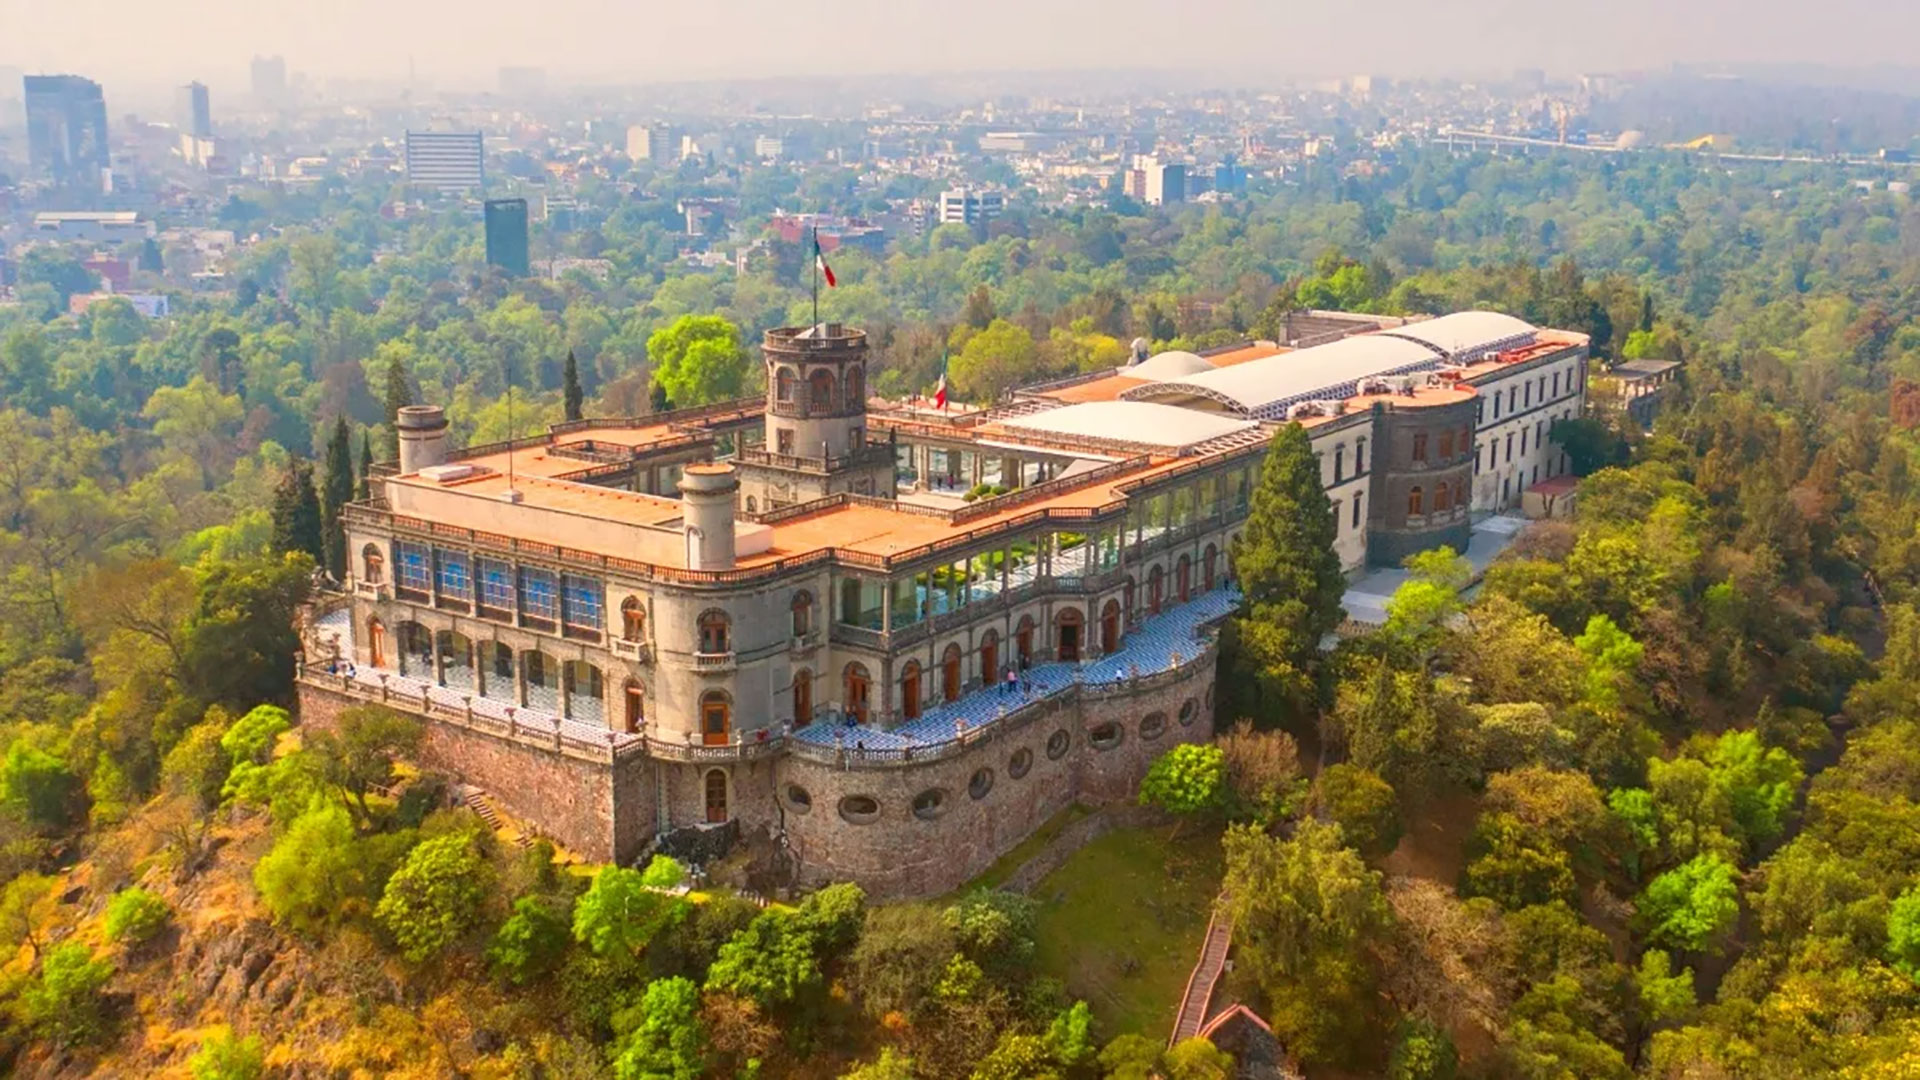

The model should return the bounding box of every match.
[679,463,740,571]
[396,405,450,474]
[734,323,896,512]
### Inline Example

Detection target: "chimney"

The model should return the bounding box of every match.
[678,463,740,571]
[396,405,450,474]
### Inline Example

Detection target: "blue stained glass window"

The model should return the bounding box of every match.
[563,575,603,629]
[436,551,472,599]
[478,559,514,612]
[520,568,558,622]
[395,541,432,593]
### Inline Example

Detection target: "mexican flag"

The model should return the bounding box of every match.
[814,236,837,288]
[932,350,949,410]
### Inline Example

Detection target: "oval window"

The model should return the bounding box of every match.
[1089,722,1123,750]
[785,784,812,813]
[839,795,881,824]
[1008,748,1033,779]
[1178,698,1197,726]
[911,789,948,821]
[1046,729,1071,760]
[1141,712,1167,740]
[969,768,994,800]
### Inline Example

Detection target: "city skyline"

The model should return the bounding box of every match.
[7,0,1920,97]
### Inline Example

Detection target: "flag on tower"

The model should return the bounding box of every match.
[932,350,949,410]
[814,235,837,288]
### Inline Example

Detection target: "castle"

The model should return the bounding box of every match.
[297,310,1588,897]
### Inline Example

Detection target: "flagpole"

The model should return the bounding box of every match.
[810,224,819,330]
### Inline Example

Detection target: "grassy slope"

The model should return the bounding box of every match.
[1028,823,1222,1038]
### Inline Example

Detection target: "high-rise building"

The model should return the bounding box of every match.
[484,198,530,277]
[405,131,485,192]
[624,123,674,163]
[1142,159,1186,206]
[176,81,212,137]
[251,55,288,104]
[23,75,110,188]
[938,187,1005,226]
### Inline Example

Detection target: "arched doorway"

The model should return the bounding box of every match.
[844,663,871,724]
[941,644,962,702]
[704,770,728,823]
[564,661,604,724]
[1204,544,1218,591]
[792,669,813,728]
[398,622,432,679]
[483,643,515,703]
[1177,555,1192,603]
[1015,616,1035,668]
[900,660,922,720]
[361,545,384,585]
[1100,600,1121,655]
[979,630,1000,686]
[1148,566,1165,615]
[809,369,836,414]
[623,679,643,734]
[436,630,474,690]
[791,591,813,638]
[701,691,731,746]
[845,366,864,410]
[1055,608,1084,663]
[367,618,386,668]
[522,651,558,711]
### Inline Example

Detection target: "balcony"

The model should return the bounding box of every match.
[353,580,391,602]
[612,638,653,664]
[691,650,737,673]
[789,629,822,656]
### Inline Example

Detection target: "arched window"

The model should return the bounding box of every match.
[845,365,865,411]
[1434,483,1450,513]
[775,366,797,403]
[623,679,644,733]
[698,610,730,654]
[436,630,474,690]
[1177,554,1192,603]
[979,630,999,684]
[1203,544,1218,591]
[705,770,728,823]
[844,663,871,724]
[361,544,384,584]
[942,644,962,701]
[900,660,923,720]
[745,496,757,512]
[620,596,645,642]
[1408,486,1424,517]
[808,368,836,413]
[398,622,432,678]
[1439,430,1454,459]
[1355,437,1367,474]
[564,661,605,724]
[700,691,731,746]
[1333,446,1345,483]
[791,591,813,638]
[793,669,813,727]
[1412,433,1428,463]
[1055,608,1084,663]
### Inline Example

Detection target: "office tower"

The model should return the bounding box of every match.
[1141,158,1186,206]
[405,131,485,192]
[23,75,110,188]
[251,55,288,104]
[484,198,530,277]
[624,123,675,163]
[176,81,212,137]
[938,187,1005,226]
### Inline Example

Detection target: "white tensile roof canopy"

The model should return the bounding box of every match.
[998,400,1257,449]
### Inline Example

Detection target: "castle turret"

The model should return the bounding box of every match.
[734,323,896,510]
[679,463,739,571]
[396,405,450,474]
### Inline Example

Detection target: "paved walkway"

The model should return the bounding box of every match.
[1340,513,1528,626]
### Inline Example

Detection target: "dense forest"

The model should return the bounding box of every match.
[1,146,1919,1077]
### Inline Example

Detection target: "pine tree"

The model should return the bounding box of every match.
[1226,422,1346,721]
[382,354,414,458]
[648,379,672,415]
[357,432,373,501]
[563,349,584,422]
[320,418,355,578]
[270,460,325,566]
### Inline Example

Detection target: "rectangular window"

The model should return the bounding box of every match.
[1491,394,1500,420]
[395,541,432,597]
[1412,434,1427,463]
[1475,444,1483,474]
[1351,493,1362,529]
[1521,429,1529,454]
[478,558,514,616]
[562,575,603,630]
[1524,381,1532,408]
[435,550,472,601]
[1355,439,1367,475]
[1333,447,1345,484]
[519,567,559,624]
[1553,371,1560,398]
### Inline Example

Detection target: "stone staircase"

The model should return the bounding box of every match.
[464,788,532,848]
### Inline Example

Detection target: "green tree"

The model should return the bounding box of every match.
[1314,763,1403,857]
[488,893,573,985]
[949,318,1040,402]
[1228,422,1346,721]
[189,1026,266,1080]
[375,831,490,962]
[1097,1034,1163,1080]
[269,459,324,564]
[104,886,172,945]
[610,975,706,1080]
[1705,730,1803,851]
[307,705,423,827]
[843,1048,916,1080]
[20,941,116,1045]
[320,417,355,578]
[1387,1018,1458,1080]
[0,741,86,832]
[1162,1037,1234,1080]
[706,908,821,1007]
[1048,1001,1096,1068]
[1139,743,1227,817]
[1637,854,1739,954]
[573,863,687,959]
[849,903,957,1018]
[1634,949,1696,1025]
[0,871,56,960]
[253,802,377,931]
[563,348,585,421]
[356,431,374,501]
[970,1033,1058,1080]
[647,315,750,407]
[178,553,313,710]
[220,704,291,767]
[382,349,415,457]
[944,888,1039,979]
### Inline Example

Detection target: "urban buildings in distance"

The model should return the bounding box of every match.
[484,198,530,277]
[405,130,486,192]
[23,74,110,189]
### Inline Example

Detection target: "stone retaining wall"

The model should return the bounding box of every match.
[1000,803,1169,895]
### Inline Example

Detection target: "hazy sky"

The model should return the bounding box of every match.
[6,0,1920,95]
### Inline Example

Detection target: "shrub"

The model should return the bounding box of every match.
[190,1026,266,1080]
[104,886,172,945]
[19,941,116,1045]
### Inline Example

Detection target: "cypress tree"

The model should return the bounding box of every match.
[357,432,374,501]
[563,349,584,422]
[382,354,414,458]
[270,460,325,567]
[320,418,355,578]
[1225,422,1346,721]
[648,379,672,415]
